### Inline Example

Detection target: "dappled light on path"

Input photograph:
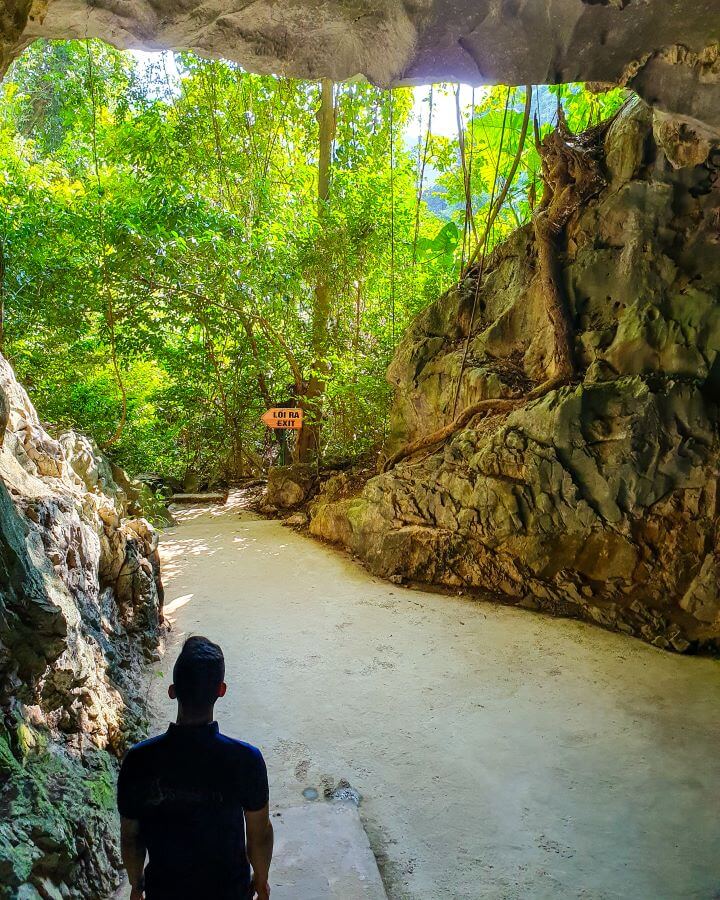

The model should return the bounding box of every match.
[160,537,218,582]
[163,593,194,617]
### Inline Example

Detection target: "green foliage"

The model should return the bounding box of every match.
[0,41,628,479]
[416,221,461,267]
[548,82,627,132]
[435,83,627,256]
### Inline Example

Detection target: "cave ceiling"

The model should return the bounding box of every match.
[1,1,719,133]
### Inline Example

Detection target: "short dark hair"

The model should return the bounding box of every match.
[172,636,225,709]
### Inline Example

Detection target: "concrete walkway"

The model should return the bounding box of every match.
[147,492,720,900]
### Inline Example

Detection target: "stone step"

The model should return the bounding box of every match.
[271,802,387,900]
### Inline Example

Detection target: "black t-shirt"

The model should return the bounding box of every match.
[117,722,269,900]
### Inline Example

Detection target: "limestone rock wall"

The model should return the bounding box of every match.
[311,100,720,652]
[0,353,162,899]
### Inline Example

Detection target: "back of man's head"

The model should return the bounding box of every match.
[172,636,225,711]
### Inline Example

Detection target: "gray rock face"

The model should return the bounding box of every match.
[0,352,162,898]
[2,1,719,135]
[311,101,720,652]
[0,386,8,447]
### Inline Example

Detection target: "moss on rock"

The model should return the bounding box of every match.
[0,721,123,899]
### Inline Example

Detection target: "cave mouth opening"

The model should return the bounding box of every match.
[0,36,635,487]
[1,14,719,900]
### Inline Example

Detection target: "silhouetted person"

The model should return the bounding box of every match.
[117,636,273,899]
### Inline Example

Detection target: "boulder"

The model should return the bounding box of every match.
[284,511,310,528]
[265,464,316,510]
[182,471,200,493]
[653,110,713,170]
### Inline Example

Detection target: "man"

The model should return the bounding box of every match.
[117,636,273,899]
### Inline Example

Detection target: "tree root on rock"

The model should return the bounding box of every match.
[380,376,570,473]
[532,106,610,381]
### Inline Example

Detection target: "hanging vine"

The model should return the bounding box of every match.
[464,85,533,272]
[451,86,512,418]
[455,83,478,254]
[412,85,434,265]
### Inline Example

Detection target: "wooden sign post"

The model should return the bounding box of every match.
[261,408,304,465]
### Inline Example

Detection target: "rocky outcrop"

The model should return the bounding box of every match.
[0,353,163,899]
[311,100,720,652]
[1,2,719,135]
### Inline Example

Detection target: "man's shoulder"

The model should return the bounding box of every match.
[214,731,265,763]
[123,731,170,761]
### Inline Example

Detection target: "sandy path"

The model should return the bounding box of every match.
[149,493,720,900]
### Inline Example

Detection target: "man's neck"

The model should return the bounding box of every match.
[176,706,215,727]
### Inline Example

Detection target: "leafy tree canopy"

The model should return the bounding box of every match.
[0,40,626,481]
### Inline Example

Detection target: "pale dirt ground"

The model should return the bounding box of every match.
[145,492,720,900]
